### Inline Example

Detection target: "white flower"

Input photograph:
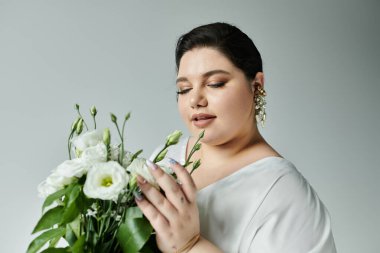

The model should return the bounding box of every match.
[46,172,73,188]
[157,157,174,175]
[122,151,134,168]
[86,209,97,217]
[110,145,134,167]
[71,130,103,152]
[37,159,87,198]
[81,143,108,164]
[109,144,120,161]
[83,161,129,201]
[55,158,88,178]
[127,157,157,187]
[37,180,62,198]
[90,202,98,210]
[127,157,174,188]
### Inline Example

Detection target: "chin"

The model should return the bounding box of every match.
[189,126,226,145]
[196,131,221,145]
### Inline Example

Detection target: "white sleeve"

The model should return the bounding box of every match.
[243,172,337,253]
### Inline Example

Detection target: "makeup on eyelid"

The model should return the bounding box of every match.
[176,81,226,95]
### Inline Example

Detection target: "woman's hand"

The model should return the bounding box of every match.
[135,158,200,253]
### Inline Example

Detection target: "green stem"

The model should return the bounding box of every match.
[114,123,123,141]
[121,118,127,141]
[119,119,128,163]
[67,130,74,159]
[76,108,89,130]
[184,143,198,168]
[154,144,168,163]
[183,130,204,168]
[114,124,124,164]
[190,167,196,175]
[92,115,97,130]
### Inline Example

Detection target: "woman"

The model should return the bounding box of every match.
[135,22,337,252]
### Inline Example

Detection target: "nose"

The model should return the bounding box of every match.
[189,87,207,109]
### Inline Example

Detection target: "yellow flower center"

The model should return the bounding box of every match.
[101,176,113,187]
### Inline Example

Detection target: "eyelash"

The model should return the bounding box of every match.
[176,82,226,95]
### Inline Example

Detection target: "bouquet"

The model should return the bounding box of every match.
[27,105,204,253]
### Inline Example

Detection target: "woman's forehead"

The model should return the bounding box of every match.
[178,47,236,78]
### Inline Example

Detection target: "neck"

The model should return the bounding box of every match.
[196,126,265,167]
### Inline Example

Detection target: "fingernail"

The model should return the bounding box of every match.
[168,157,178,165]
[146,160,158,170]
[133,190,144,201]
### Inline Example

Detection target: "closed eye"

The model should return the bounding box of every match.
[176,88,192,95]
[176,82,225,95]
[208,82,225,88]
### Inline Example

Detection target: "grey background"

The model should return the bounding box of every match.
[0,0,379,252]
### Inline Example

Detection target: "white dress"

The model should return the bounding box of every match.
[150,137,337,253]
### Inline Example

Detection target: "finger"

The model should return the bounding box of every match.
[167,158,197,202]
[146,160,189,210]
[137,175,179,220]
[134,190,170,236]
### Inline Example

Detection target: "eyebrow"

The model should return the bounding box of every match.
[176,69,231,84]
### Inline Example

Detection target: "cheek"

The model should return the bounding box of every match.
[177,99,188,123]
[213,91,253,119]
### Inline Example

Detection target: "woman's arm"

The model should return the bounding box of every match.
[188,237,223,253]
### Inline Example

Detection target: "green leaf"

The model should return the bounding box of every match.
[97,240,114,253]
[65,224,77,247]
[61,202,80,225]
[48,235,61,248]
[125,207,143,219]
[61,185,81,224]
[71,235,85,253]
[139,235,159,253]
[68,215,81,239]
[67,184,81,207]
[116,217,153,253]
[32,206,64,234]
[40,248,69,253]
[42,188,69,211]
[27,227,66,253]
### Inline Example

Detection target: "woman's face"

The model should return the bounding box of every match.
[176,47,258,145]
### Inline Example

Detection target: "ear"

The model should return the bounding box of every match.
[250,72,265,92]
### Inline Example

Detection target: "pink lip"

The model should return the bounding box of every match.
[191,113,216,128]
[191,113,216,121]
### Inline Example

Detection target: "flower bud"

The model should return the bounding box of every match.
[155,148,168,163]
[75,104,80,110]
[90,106,97,116]
[199,130,205,139]
[125,112,131,121]
[194,143,201,151]
[129,174,138,189]
[103,128,111,147]
[110,113,117,123]
[166,130,182,146]
[76,118,84,135]
[71,117,81,131]
[192,159,201,170]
